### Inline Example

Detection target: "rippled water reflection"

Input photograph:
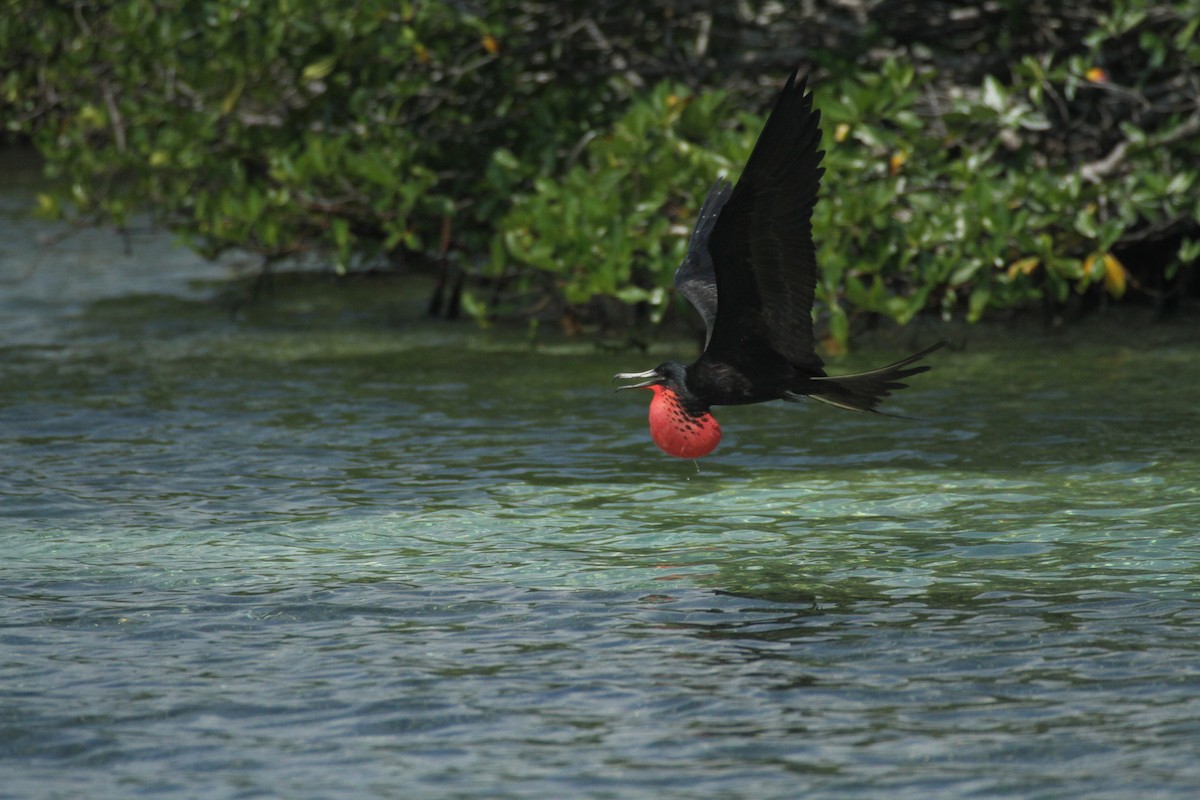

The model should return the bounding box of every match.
[4,153,1200,798]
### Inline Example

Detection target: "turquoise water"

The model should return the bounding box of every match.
[4,152,1200,798]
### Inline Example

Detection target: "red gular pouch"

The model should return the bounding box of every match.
[646,385,722,459]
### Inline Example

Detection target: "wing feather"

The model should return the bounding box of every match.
[702,71,826,373]
[673,178,732,348]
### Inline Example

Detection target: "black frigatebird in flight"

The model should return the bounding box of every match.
[615,71,944,459]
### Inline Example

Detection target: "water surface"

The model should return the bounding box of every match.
[3,152,1200,798]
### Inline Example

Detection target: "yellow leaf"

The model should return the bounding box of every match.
[78,104,104,128]
[834,123,850,143]
[220,79,244,115]
[302,57,336,82]
[819,332,847,358]
[888,150,908,175]
[1102,253,1127,298]
[149,150,170,167]
[481,33,499,54]
[35,192,58,215]
[1006,256,1040,279]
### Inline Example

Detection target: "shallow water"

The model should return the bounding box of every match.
[4,150,1200,799]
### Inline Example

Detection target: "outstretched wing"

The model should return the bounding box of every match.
[702,71,826,372]
[673,178,732,348]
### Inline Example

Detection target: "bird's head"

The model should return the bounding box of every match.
[613,362,721,459]
[613,362,689,394]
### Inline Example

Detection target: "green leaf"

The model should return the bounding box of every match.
[982,75,1006,112]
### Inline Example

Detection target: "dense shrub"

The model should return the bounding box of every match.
[1,0,626,266]
[4,0,1197,343]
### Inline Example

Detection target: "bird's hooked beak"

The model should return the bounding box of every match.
[612,368,662,392]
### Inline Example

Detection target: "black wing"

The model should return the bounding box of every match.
[674,178,732,348]
[702,71,826,372]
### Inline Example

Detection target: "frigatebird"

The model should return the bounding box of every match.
[615,70,944,459]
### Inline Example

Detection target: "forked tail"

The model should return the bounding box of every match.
[788,342,946,414]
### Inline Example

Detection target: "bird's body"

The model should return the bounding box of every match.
[616,70,945,459]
